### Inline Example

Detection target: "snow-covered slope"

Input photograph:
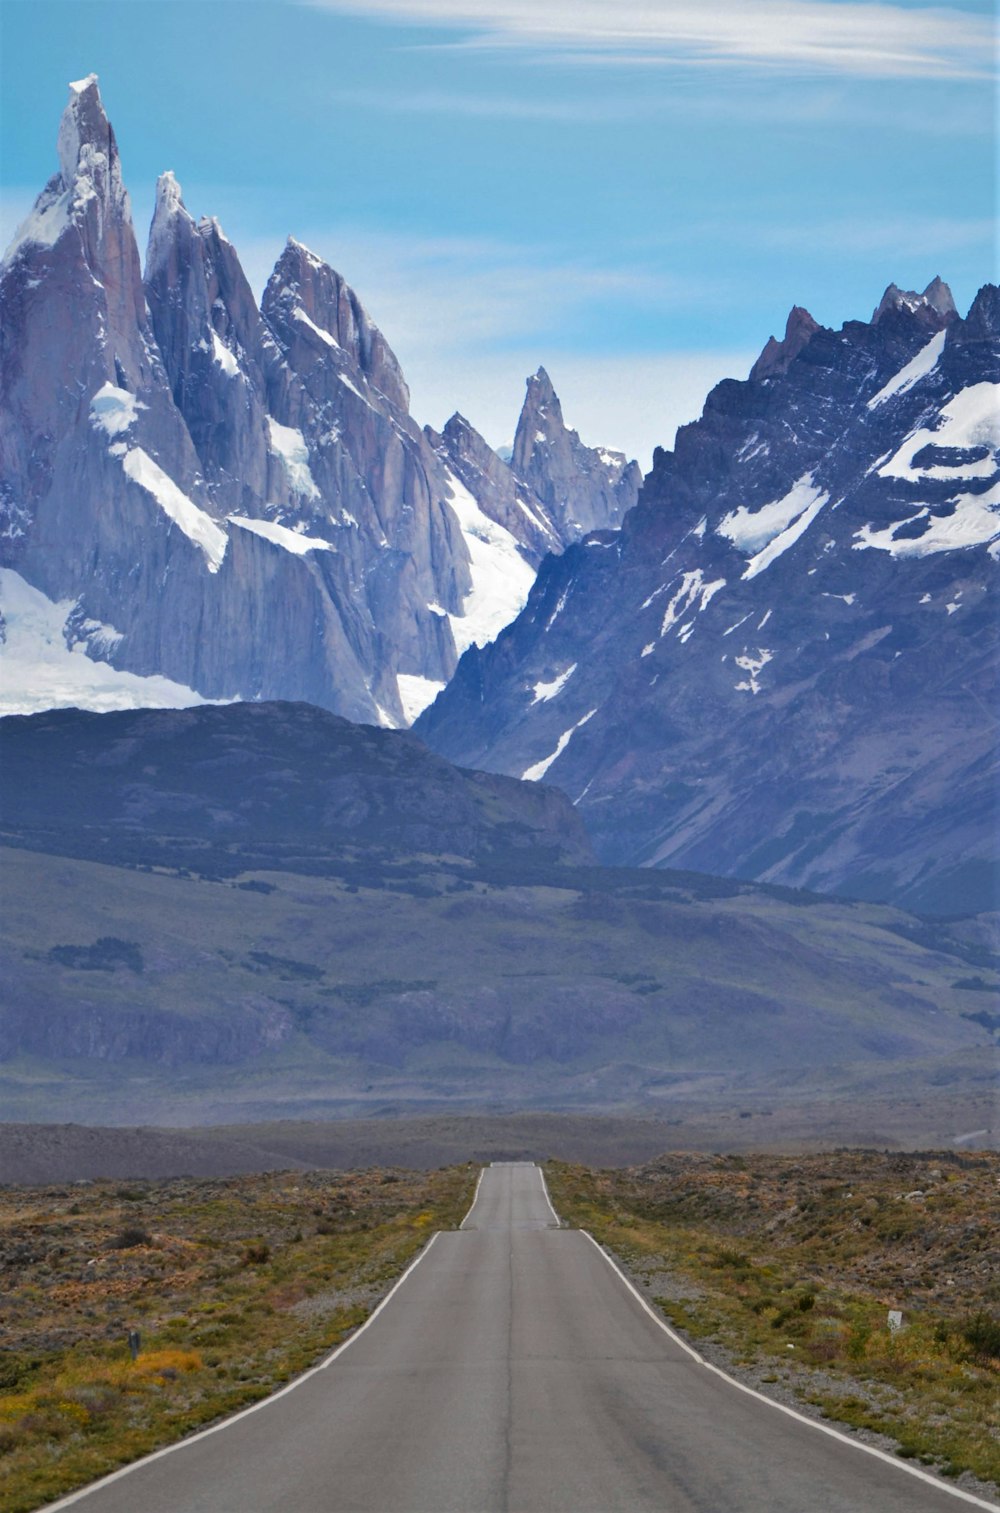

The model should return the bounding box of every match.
[0,571,209,715]
[418,282,1000,914]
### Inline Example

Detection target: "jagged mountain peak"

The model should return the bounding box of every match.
[510,366,642,537]
[3,73,132,275]
[872,276,957,323]
[750,304,821,381]
[262,238,409,411]
[145,170,195,277]
[4,76,645,735]
[441,411,477,445]
[57,74,112,186]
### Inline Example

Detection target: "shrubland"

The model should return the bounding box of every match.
[547,1149,1000,1491]
[0,1164,474,1511]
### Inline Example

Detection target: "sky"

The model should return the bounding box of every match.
[1,0,994,467]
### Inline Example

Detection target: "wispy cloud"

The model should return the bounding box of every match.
[301,0,993,80]
[745,213,996,258]
[237,224,712,353]
[324,86,645,120]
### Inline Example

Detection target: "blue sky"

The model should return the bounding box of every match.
[1,0,994,465]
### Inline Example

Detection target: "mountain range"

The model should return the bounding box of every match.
[0,76,637,728]
[417,280,1000,913]
[1,74,997,924]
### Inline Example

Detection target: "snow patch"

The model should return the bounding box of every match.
[718,474,827,561]
[853,481,1000,558]
[659,570,726,637]
[267,417,321,501]
[294,306,339,348]
[515,493,554,538]
[878,383,1000,482]
[396,673,446,724]
[522,708,597,782]
[734,647,774,695]
[743,490,829,580]
[228,516,334,555]
[211,330,240,378]
[546,586,571,629]
[121,450,227,570]
[0,569,210,715]
[531,664,577,705]
[90,383,143,437]
[2,182,72,267]
[338,373,374,408]
[868,330,946,408]
[443,469,536,654]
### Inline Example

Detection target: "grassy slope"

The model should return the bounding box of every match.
[0,1165,476,1513]
[546,1152,1000,1493]
[1,843,996,1126]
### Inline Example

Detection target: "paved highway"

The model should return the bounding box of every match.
[49,1163,993,1512]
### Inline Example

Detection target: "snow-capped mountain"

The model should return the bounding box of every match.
[0,76,636,726]
[417,281,1000,914]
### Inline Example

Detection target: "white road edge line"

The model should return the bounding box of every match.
[579,1229,996,1511]
[459,1166,486,1228]
[41,1231,443,1512]
[537,1166,562,1226]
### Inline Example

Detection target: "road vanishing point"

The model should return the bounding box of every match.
[48,1163,994,1513]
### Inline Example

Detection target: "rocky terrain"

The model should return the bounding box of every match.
[0,76,638,727]
[418,280,999,914]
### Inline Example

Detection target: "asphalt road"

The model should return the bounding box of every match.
[49,1163,992,1512]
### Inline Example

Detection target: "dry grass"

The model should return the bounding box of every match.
[0,1164,475,1511]
[546,1149,1000,1492]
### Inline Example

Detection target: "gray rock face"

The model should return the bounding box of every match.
[417,282,1000,914]
[425,412,563,567]
[872,276,958,324]
[2,78,641,728]
[749,306,821,381]
[426,369,643,571]
[511,367,642,538]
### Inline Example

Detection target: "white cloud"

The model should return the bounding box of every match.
[237,221,710,345]
[302,0,993,80]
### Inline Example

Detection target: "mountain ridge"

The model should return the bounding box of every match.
[0,76,639,727]
[417,280,1000,914]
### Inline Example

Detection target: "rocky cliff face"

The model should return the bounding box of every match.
[1,78,638,727]
[427,368,642,566]
[418,283,1000,914]
[511,367,642,538]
